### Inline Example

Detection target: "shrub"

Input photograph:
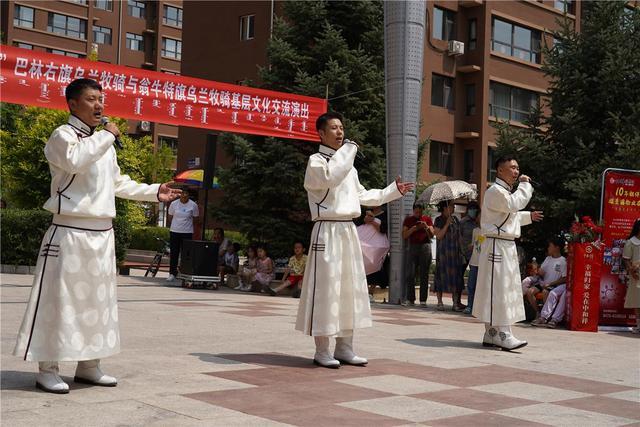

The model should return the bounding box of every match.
[113,215,132,266]
[129,226,170,251]
[0,209,52,266]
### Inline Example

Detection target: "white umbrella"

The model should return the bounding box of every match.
[357,224,390,275]
[417,180,477,205]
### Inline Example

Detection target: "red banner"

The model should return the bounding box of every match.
[599,169,640,326]
[565,242,602,332]
[0,45,326,142]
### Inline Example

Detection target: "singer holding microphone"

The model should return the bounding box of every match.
[13,79,181,393]
[295,112,415,368]
[472,156,543,351]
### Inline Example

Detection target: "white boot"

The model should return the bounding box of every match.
[313,336,340,369]
[36,361,69,394]
[493,326,527,351]
[482,324,496,347]
[334,335,368,366]
[74,359,117,386]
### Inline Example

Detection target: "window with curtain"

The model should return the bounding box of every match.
[431,74,454,110]
[468,19,477,50]
[491,17,541,64]
[429,141,453,176]
[465,84,476,116]
[489,82,538,122]
[93,25,112,45]
[433,7,456,41]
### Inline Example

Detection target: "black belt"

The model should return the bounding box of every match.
[313,219,354,223]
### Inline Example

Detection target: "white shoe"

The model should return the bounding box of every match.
[313,337,340,369]
[166,274,176,282]
[74,359,117,387]
[334,336,368,366]
[490,327,527,351]
[36,362,69,394]
[482,329,495,347]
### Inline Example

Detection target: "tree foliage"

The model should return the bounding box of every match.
[494,2,640,259]
[217,1,388,256]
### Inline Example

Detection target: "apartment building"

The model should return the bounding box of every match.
[1,0,184,160]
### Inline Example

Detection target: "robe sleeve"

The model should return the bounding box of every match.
[487,182,533,214]
[304,143,357,191]
[112,151,161,202]
[518,211,533,227]
[44,128,115,174]
[357,179,403,207]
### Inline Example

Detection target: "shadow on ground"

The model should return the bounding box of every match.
[191,352,313,368]
[400,337,486,349]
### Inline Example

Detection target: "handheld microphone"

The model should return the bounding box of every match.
[343,138,366,160]
[100,117,123,149]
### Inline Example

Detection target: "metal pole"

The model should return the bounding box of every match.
[384,1,426,304]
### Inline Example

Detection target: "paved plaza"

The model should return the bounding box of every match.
[1,272,639,426]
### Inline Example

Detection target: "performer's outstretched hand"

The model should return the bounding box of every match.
[158,182,181,202]
[395,176,415,195]
[531,211,544,222]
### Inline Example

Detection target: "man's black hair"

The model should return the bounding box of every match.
[293,241,306,248]
[65,78,102,102]
[548,235,565,249]
[315,111,344,132]
[494,155,517,171]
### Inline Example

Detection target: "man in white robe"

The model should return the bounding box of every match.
[472,156,543,351]
[13,79,180,393]
[295,112,414,368]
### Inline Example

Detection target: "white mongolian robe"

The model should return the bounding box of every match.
[295,142,402,336]
[14,115,160,362]
[472,178,533,326]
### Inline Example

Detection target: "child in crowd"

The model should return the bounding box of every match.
[236,245,257,291]
[623,218,640,334]
[253,245,275,295]
[531,236,567,328]
[463,206,482,315]
[273,241,308,298]
[522,260,543,317]
[219,242,240,285]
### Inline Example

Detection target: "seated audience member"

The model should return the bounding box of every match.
[236,245,258,291]
[273,241,308,298]
[531,236,567,328]
[253,245,276,295]
[212,227,231,258]
[219,242,240,285]
[522,260,543,317]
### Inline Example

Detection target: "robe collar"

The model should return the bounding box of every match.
[67,114,95,137]
[630,236,640,246]
[318,144,337,160]
[494,177,513,192]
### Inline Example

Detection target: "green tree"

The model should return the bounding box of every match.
[217,1,388,256]
[494,2,640,259]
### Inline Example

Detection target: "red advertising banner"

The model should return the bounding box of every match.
[0,45,326,142]
[599,169,640,326]
[565,242,602,332]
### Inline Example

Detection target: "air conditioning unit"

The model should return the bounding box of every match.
[448,40,465,56]
[139,121,151,132]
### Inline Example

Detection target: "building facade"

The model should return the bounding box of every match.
[1,0,183,163]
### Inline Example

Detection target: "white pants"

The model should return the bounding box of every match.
[541,284,566,322]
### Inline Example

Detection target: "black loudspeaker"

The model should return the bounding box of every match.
[180,240,219,276]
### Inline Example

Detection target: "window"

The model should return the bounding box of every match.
[240,15,255,41]
[93,25,112,45]
[47,48,83,58]
[487,148,497,182]
[468,19,477,50]
[432,6,456,41]
[554,0,574,14]
[429,141,453,176]
[431,74,454,110]
[70,0,88,4]
[489,82,539,122]
[128,0,145,18]
[14,5,35,28]
[48,13,87,39]
[161,37,181,60]
[126,33,144,51]
[163,5,182,27]
[94,0,113,11]
[14,42,33,50]
[465,84,476,116]
[159,136,178,155]
[492,17,541,63]
[463,149,474,182]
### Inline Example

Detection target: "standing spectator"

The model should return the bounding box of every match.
[433,200,465,311]
[236,246,258,291]
[623,218,640,334]
[463,205,483,314]
[219,242,240,286]
[402,203,434,307]
[167,189,199,282]
[531,236,567,328]
[254,245,275,295]
[273,241,308,297]
[358,206,390,301]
